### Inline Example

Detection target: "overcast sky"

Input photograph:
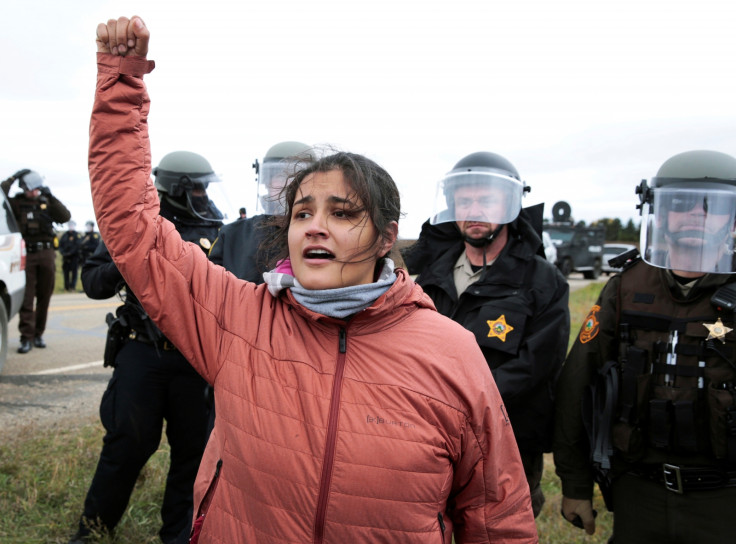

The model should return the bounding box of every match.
[2,0,735,239]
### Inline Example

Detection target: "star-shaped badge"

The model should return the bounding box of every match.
[487,315,514,342]
[704,318,733,343]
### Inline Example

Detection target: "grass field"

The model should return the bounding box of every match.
[1,281,611,543]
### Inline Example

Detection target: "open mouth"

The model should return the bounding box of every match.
[304,249,335,260]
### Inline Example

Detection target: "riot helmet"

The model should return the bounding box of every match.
[153,151,224,223]
[637,150,736,274]
[253,141,312,215]
[431,152,528,227]
[18,170,44,192]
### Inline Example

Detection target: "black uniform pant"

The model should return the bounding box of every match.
[612,472,736,544]
[19,248,55,341]
[519,450,545,518]
[62,255,79,291]
[78,340,209,543]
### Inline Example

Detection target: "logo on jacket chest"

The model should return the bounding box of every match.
[487,314,514,342]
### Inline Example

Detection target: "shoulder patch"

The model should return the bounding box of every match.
[579,304,601,344]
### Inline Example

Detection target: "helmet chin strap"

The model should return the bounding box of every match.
[464,224,504,248]
[463,223,505,272]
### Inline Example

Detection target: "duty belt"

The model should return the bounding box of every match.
[26,241,54,253]
[630,463,736,494]
[128,329,178,351]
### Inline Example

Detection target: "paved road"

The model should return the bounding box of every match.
[0,292,117,438]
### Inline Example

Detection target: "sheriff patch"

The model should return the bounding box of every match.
[579,304,600,344]
[487,315,514,342]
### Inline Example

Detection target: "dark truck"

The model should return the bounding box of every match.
[544,201,605,279]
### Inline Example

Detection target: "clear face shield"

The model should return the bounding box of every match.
[430,170,525,225]
[255,161,292,216]
[640,182,736,274]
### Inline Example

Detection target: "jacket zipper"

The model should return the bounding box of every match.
[190,459,222,543]
[313,327,348,544]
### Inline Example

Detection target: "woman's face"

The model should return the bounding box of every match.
[288,169,386,290]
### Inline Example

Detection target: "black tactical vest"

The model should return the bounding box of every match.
[611,265,736,466]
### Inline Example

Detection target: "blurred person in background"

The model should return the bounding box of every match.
[59,220,83,291]
[79,220,101,266]
[2,168,71,353]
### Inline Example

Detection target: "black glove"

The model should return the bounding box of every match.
[39,186,51,197]
[12,169,31,180]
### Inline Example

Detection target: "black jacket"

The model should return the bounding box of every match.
[402,212,570,453]
[59,230,83,259]
[208,214,278,284]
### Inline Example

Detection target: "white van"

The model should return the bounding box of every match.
[542,231,557,265]
[0,191,26,372]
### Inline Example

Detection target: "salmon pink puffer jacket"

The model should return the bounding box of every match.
[89,52,537,544]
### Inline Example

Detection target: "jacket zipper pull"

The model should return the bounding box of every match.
[438,512,446,537]
[339,328,347,353]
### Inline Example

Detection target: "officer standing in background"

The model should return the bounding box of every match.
[59,220,83,291]
[208,140,311,281]
[401,151,570,518]
[238,206,247,219]
[2,169,71,353]
[554,150,736,544]
[79,220,101,266]
[69,151,223,544]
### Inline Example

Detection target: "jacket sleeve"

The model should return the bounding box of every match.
[81,241,123,300]
[45,192,72,224]
[88,53,253,385]
[1,177,13,197]
[492,263,570,402]
[553,275,619,500]
[450,342,538,543]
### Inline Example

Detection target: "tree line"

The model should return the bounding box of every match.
[585,217,639,242]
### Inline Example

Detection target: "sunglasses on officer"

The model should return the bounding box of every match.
[660,192,735,215]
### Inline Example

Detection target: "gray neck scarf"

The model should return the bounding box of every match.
[263,259,397,319]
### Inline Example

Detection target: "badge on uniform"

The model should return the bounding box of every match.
[199,238,212,250]
[703,318,732,343]
[487,315,514,342]
[579,304,601,344]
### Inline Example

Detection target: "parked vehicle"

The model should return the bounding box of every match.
[602,243,637,275]
[545,201,605,279]
[0,190,26,373]
[542,230,557,265]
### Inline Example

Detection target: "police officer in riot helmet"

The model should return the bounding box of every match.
[638,150,736,275]
[69,151,222,544]
[402,151,570,518]
[2,169,71,353]
[79,220,101,267]
[554,150,736,543]
[154,150,224,228]
[208,141,311,282]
